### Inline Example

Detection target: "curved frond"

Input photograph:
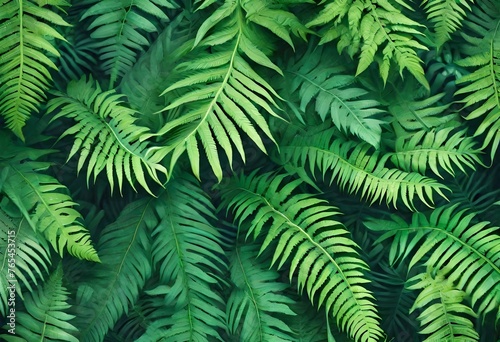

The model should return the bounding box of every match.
[407,270,479,342]
[307,0,428,87]
[74,197,152,342]
[284,45,386,148]
[365,205,500,317]
[0,208,51,316]
[227,243,296,341]
[148,0,308,180]
[220,171,383,342]
[422,0,473,48]
[81,0,177,88]
[0,143,99,262]
[455,0,500,160]
[47,76,168,196]
[0,264,78,342]
[389,127,481,178]
[281,129,449,210]
[0,0,70,139]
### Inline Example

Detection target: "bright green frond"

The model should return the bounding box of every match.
[220,171,383,342]
[307,0,429,87]
[149,0,293,180]
[0,264,78,342]
[47,76,168,196]
[422,0,473,48]
[389,127,482,178]
[0,208,51,316]
[227,243,297,341]
[281,129,449,210]
[365,205,500,317]
[0,143,99,262]
[408,270,479,342]
[284,45,386,148]
[81,0,177,88]
[0,0,70,140]
[74,198,153,342]
[455,0,500,160]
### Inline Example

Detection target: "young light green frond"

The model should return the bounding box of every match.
[389,127,482,178]
[407,271,479,342]
[455,1,500,160]
[227,243,297,341]
[0,264,79,342]
[284,45,386,148]
[0,0,70,140]
[74,198,153,342]
[47,76,168,196]
[281,129,449,210]
[81,0,177,88]
[0,208,51,317]
[365,205,500,317]
[146,175,227,341]
[220,171,384,342]
[0,156,99,262]
[152,2,284,180]
[307,0,429,88]
[422,0,473,48]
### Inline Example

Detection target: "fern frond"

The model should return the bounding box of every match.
[422,0,473,48]
[74,197,152,342]
[455,0,500,160]
[0,264,78,342]
[220,171,383,342]
[0,0,70,139]
[47,76,168,196]
[365,205,500,317]
[227,243,296,341]
[284,45,386,148]
[0,143,99,262]
[307,0,429,87]
[389,127,481,178]
[281,129,449,210]
[149,0,308,180]
[81,0,177,88]
[0,208,51,316]
[146,175,227,341]
[407,270,479,342]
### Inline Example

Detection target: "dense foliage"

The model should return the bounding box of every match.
[0,0,499,341]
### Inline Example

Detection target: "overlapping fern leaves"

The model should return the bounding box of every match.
[220,172,383,342]
[0,0,70,140]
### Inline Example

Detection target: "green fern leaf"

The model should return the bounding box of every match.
[81,0,177,88]
[0,0,70,140]
[389,127,481,178]
[307,0,429,88]
[227,243,296,341]
[407,270,479,342]
[146,175,227,341]
[0,143,99,262]
[455,1,500,160]
[149,0,308,180]
[284,45,386,148]
[74,197,153,342]
[422,0,473,48]
[220,171,383,342]
[281,129,449,210]
[0,264,78,342]
[0,208,51,316]
[47,76,168,196]
[365,204,500,317]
